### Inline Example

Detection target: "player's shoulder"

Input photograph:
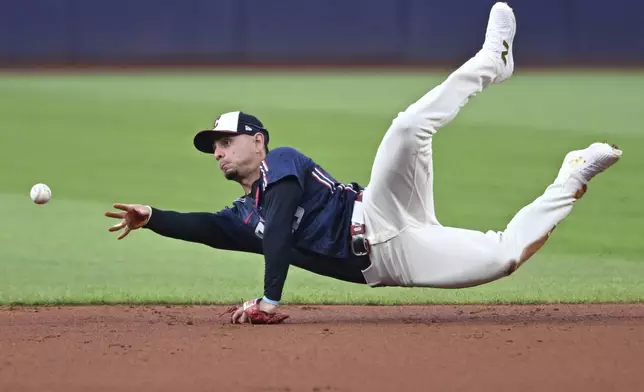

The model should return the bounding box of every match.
[219,194,252,216]
[262,146,314,172]
[265,146,311,162]
[261,146,315,188]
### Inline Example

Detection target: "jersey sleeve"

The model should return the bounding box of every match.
[143,205,262,254]
[260,147,312,190]
[260,176,303,302]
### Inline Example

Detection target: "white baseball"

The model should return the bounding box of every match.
[30,183,51,204]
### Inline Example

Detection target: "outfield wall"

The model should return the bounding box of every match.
[0,0,641,66]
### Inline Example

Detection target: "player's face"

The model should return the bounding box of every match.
[213,135,260,181]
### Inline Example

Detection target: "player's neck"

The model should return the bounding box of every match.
[239,168,261,194]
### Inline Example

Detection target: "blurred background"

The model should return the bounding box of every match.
[1,0,643,305]
[0,0,642,67]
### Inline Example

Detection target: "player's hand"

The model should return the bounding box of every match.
[231,306,249,324]
[105,203,152,240]
[230,300,278,323]
[225,298,289,325]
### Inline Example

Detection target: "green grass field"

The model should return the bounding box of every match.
[1,69,643,305]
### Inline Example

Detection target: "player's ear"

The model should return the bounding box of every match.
[254,133,264,154]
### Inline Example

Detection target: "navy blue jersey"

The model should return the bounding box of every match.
[143,146,369,301]
[215,146,361,259]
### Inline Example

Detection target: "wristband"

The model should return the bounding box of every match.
[262,296,280,306]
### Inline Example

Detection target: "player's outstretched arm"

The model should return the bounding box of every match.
[105,203,256,253]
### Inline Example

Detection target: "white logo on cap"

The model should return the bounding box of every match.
[245,125,253,131]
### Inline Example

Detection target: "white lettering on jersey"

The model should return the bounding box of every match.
[253,206,305,239]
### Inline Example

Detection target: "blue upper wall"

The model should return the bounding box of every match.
[0,0,641,65]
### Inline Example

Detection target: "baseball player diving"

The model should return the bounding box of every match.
[105,3,622,324]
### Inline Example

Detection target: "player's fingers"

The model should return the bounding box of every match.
[117,227,131,240]
[112,203,133,211]
[231,308,244,324]
[105,211,126,219]
[231,309,240,323]
[108,220,126,232]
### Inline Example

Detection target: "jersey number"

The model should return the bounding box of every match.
[254,206,305,239]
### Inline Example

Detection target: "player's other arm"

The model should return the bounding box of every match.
[260,176,303,305]
[105,203,254,252]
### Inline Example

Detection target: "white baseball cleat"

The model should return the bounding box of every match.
[555,143,623,196]
[481,2,516,83]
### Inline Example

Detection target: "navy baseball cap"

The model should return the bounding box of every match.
[193,111,270,154]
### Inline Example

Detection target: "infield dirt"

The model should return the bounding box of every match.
[1,304,643,391]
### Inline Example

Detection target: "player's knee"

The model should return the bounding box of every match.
[394,110,436,138]
[502,258,521,276]
[396,110,421,128]
[485,243,522,277]
[503,231,553,276]
[391,111,413,131]
[386,112,416,145]
[497,250,529,277]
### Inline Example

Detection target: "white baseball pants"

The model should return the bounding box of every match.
[360,52,586,288]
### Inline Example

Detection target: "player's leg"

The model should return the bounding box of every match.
[363,143,622,288]
[362,2,516,244]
